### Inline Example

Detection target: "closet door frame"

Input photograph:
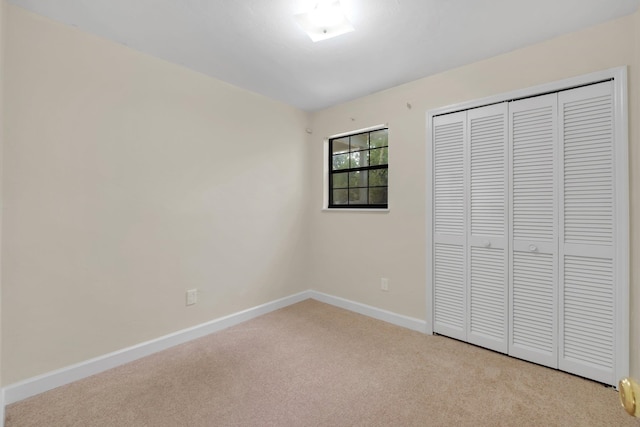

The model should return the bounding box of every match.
[426,66,629,386]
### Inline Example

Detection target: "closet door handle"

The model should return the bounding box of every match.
[529,244,538,252]
[482,240,491,248]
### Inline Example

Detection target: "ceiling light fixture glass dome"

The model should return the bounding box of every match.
[295,0,354,42]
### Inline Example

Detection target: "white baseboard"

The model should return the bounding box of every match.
[309,291,427,333]
[3,290,312,405]
[3,290,426,407]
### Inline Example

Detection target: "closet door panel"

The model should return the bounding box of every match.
[508,94,558,368]
[433,112,467,340]
[467,104,508,353]
[559,81,616,385]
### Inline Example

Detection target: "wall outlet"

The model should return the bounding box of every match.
[186,289,198,306]
[381,278,389,292]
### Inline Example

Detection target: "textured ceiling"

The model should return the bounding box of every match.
[8,0,640,111]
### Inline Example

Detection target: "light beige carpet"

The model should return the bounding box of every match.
[6,299,638,426]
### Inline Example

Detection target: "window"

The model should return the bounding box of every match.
[329,128,388,208]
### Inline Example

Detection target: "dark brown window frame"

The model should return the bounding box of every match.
[328,128,388,209]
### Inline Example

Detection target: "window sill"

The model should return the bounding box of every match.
[322,208,390,213]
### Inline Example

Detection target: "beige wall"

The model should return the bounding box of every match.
[308,12,640,376]
[2,6,310,384]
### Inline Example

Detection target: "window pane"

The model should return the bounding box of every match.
[333,189,348,205]
[350,133,368,151]
[369,169,388,186]
[332,153,349,170]
[370,129,388,148]
[349,151,369,168]
[332,172,348,189]
[332,137,349,154]
[349,188,368,205]
[328,128,388,208]
[349,171,368,188]
[370,147,388,166]
[369,187,388,205]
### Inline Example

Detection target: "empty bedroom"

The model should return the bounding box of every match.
[1,0,639,425]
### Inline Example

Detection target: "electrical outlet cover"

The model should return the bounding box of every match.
[186,289,198,305]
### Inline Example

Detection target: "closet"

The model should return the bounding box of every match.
[429,74,628,386]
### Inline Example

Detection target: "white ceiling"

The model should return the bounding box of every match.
[8,0,640,111]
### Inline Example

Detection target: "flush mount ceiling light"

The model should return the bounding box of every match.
[295,0,354,42]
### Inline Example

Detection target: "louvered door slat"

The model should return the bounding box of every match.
[470,111,506,237]
[434,243,465,337]
[558,81,616,385]
[511,103,556,242]
[511,252,555,357]
[562,90,613,245]
[469,247,505,342]
[434,117,465,237]
[562,256,614,370]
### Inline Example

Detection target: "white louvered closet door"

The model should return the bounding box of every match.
[558,81,617,385]
[433,112,467,341]
[508,94,559,369]
[466,104,509,353]
[430,73,627,387]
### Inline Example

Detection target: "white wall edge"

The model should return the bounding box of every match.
[309,291,427,333]
[3,290,313,405]
[425,110,435,336]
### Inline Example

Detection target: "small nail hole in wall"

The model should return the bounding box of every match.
[406,102,412,109]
